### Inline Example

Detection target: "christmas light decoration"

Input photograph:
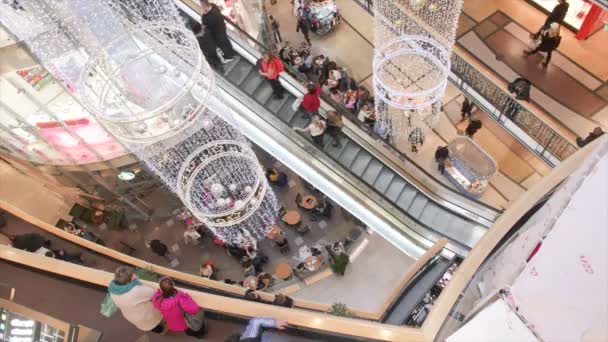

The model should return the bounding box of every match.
[0,0,278,243]
[373,0,463,137]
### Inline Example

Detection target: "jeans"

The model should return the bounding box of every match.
[269,78,284,97]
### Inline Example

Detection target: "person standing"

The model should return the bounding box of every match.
[294,114,326,146]
[153,277,206,338]
[108,266,165,334]
[461,97,475,121]
[258,52,285,99]
[269,15,282,43]
[326,110,343,148]
[225,318,288,342]
[8,233,50,252]
[296,16,311,46]
[299,83,322,118]
[190,21,224,73]
[200,0,235,63]
[465,116,483,138]
[525,23,562,67]
[149,239,169,258]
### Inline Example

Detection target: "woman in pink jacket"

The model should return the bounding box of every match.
[152,277,206,338]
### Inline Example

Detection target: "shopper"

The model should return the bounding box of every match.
[108,266,165,333]
[525,23,561,67]
[536,0,569,35]
[153,277,206,338]
[294,114,326,146]
[435,146,450,174]
[465,116,483,138]
[273,294,295,308]
[225,317,288,342]
[258,52,285,99]
[149,239,169,258]
[200,0,235,63]
[507,77,531,101]
[52,249,84,264]
[191,21,224,73]
[461,97,475,121]
[326,110,343,148]
[9,233,50,252]
[296,16,312,46]
[299,83,322,118]
[269,15,282,43]
[576,127,605,147]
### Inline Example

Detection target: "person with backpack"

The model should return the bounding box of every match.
[258,52,285,99]
[152,277,206,338]
[525,22,562,67]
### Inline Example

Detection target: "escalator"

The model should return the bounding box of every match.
[222,57,489,250]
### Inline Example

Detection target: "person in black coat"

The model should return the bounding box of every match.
[9,233,50,252]
[200,0,235,62]
[461,97,475,121]
[508,77,531,101]
[189,20,224,72]
[537,0,569,34]
[465,117,482,138]
[525,23,562,67]
[576,127,605,147]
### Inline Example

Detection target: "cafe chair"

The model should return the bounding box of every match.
[296,224,310,235]
[278,206,287,218]
[295,193,305,209]
[311,198,332,221]
[278,241,291,255]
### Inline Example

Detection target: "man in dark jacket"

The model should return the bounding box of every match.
[200,0,235,62]
[508,77,531,101]
[576,127,605,147]
[190,20,224,72]
[296,16,311,46]
[9,233,51,252]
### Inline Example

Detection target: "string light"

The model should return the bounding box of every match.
[0,0,278,244]
[373,0,463,137]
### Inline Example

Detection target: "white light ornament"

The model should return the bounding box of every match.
[373,0,462,131]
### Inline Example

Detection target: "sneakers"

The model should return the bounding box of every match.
[222,57,235,64]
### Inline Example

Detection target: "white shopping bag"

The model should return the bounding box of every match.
[292,97,303,111]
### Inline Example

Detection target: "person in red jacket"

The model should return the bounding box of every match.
[299,83,322,119]
[258,52,285,99]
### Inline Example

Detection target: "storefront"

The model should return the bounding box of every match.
[526,0,608,39]
[210,0,263,39]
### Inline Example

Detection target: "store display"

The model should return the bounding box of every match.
[15,67,54,91]
[306,0,341,35]
[443,136,496,198]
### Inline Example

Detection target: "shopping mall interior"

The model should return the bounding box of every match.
[0,0,606,341]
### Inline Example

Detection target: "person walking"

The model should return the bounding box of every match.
[153,277,206,338]
[149,239,169,258]
[299,83,322,119]
[191,21,224,73]
[525,23,562,67]
[461,97,475,121]
[269,15,282,43]
[258,52,285,99]
[576,127,605,147]
[326,110,343,148]
[108,266,166,333]
[200,0,235,63]
[536,0,569,35]
[8,233,50,252]
[294,114,326,146]
[225,317,288,342]
[296,16,311,46]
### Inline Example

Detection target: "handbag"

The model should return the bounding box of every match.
[100,294,118,318]
[292,97,303,111]
[178,300,205,331]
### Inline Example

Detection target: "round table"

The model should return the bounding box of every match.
[305,256,323,272]
[275,262,293,280]
[300,195,318,210]
[243,276,258,290]
[282,211,301,225]
[265,225,284,241]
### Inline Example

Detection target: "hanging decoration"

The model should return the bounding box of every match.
[0,0,278,244]
[373,0,462,138]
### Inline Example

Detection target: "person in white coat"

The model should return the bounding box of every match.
[108,266,165,333]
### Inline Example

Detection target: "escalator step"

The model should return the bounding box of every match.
[226,60,254,85]
[276,97,297,123]
[373,168,395,194]
[289,112,310,129]
[385,177,407,202]
[266,93,290,114]
[253,82,274,105]
[350,151,373,177]
[361,159,384,185]
[396,185,417,211]
[408,194,429,219]
[419,202,440,227]
[241,72,265,95]
[337,142,361,168]
[323,134,348,159]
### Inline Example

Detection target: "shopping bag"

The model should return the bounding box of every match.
[180,304,205,331]
[527,36,541,51]
[100,294,118,318]
[292,97,303,111]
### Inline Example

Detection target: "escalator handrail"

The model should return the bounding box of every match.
[175,0,503,218]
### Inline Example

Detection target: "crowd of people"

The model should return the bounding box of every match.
[108,266,289,340]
